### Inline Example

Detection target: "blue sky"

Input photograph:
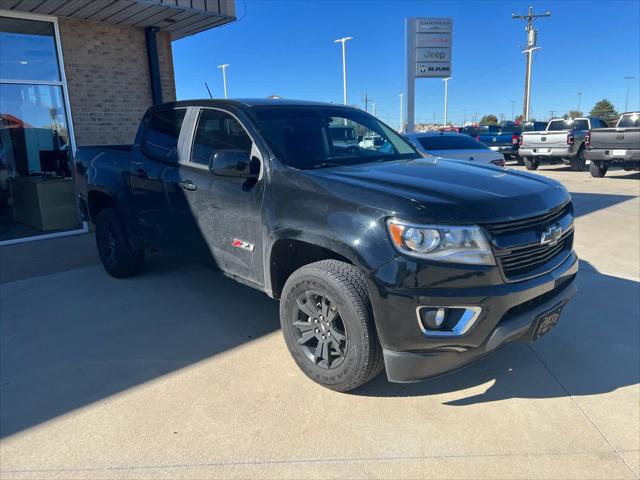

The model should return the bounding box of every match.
[173,0,640,127]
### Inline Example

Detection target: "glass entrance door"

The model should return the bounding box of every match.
[0,15,81,242]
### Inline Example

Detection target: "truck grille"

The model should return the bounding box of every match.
[482,202,574,281]
[495,232,573,280]
[483,202,571,235]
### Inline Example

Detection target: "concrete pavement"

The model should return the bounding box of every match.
[0,164,638,479]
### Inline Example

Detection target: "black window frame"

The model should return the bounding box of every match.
[141,107,188,163]
[188,107,256,169]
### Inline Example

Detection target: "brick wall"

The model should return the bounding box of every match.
[58,17,176,146]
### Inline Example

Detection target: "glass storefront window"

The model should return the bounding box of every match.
[0,16,80,242]
[0,17,61,82]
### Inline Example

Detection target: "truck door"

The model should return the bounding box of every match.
[128,107,189,253]
[161,107,266,285]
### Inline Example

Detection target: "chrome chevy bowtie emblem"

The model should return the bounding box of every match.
[540,224,562,246]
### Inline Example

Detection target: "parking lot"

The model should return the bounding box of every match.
[0,164,638,479]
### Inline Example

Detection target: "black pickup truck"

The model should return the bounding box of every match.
[75,99,578,392]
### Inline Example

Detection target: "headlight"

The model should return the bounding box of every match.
[386,219,495,265]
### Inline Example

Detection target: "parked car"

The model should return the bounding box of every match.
[585,112,640,177]
[404,131,506,166]
[475,123,520,160]
[519,117,608,171]
[75,99,578,392]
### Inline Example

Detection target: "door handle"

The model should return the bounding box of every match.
[179,180,197,191]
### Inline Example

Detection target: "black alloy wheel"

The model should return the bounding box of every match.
[293,290,347,369]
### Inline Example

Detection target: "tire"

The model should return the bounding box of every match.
[570,148,587,171]
[95,208,144,278]
[279,260,384,392]
[589,160,608,178]
[524,157,539,170]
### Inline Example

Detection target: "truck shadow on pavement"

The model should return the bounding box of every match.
[354,260,639,403]
[569,192,637,217]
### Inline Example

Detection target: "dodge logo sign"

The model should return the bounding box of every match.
[541,224,562,246]
[541,136,546,142]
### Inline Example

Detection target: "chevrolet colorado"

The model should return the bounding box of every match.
[75,99,578,392]
[585,112,640,177]
[519,117,607,171]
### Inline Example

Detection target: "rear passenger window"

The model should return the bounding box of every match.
[143,109,186,161]
[191,109,253,166]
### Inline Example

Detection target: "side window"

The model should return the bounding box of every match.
[191,109,253,166]
[143,109,186,161]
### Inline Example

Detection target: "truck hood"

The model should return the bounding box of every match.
[307,157,570,224]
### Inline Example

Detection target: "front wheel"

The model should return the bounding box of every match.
[95,208,144,278]
[589,160,608,178]
[524,157,539,170]
[279,260,384,392]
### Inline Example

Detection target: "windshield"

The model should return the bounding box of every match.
[417,134,485,150]
[251,105,417,169]
[618,113,640,128]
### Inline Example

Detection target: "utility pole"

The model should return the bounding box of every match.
[549,110,556,120]
[512,7,551,121]
[624,76,636,111]
[510,100,516,120]
[442,77,451,126]
[334,37,353,105]
[463,109,467,125]
[371,102,376,116]
[500,113,505,123]
[362,93,372,112]
[398,93,405,132]
[217,64,230,98]
[577,91,582,112]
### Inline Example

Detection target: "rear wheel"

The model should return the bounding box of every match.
[524,157,539,170]
[589,160,608,178]
[279,260,383,392]
[95,208,144,278]
[570,148,587,171]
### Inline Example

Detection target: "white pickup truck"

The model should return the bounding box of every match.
[519,117,608,171]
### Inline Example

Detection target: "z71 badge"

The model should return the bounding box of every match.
[232,239,255,252]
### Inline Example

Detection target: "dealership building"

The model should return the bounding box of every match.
[0,0,235,244]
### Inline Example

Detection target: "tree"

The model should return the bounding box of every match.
[563,110,583,119]
[480,114,498,125]
[590,99,619,125]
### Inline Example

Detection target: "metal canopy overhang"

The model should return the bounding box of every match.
[0,0,236,39]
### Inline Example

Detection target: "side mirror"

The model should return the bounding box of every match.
[209,149,256,178]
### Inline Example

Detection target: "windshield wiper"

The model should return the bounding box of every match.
[308,162,345,169]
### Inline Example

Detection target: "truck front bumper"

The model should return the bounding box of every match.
[368,251,579,383]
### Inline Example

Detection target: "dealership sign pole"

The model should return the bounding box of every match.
[406,17,452,133]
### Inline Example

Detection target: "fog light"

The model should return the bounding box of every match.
[417,306,482,337]
[422,307,446,329]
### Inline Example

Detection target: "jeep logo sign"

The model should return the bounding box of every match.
[416,47,451,62]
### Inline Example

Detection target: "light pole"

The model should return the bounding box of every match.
[463,108,467,125]
[371,103,376,117]
[442,77,451,126]
[398,93,405,132]
[577,91,582,112]
[510,100,516,120]
[217,64,230,99]
[512,7,551,121]
[334,37,353,105]
[624,76,636,112]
